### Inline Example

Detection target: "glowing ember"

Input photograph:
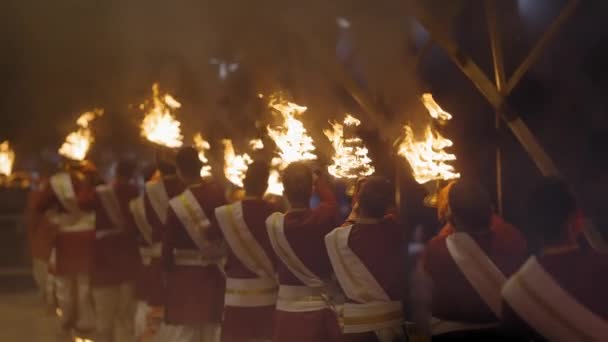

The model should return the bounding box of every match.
[249,139,264,150]
[267,95,317,169]
[0,141,15,177]
[421,93,452,121]
[324,114,375,179]
[58,109,103,161]
[140,83,183,148]
[398,95,460,184]
[222,139,252,188]
[193,133,212,178]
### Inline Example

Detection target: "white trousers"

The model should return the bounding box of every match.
[153,323,221,342]
[92,283,135,342]
[55,273,96,332]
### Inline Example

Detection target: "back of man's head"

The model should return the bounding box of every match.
[116,159,136,180]
[527,177,576,245]
[175,146,202,180]
[448,180,492,232]
[282,162,313,206]
[358,176,394,219]
[244,161,270,197]
[155,148,177,175]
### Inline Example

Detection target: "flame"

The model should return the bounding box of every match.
[58,109,103,161]
[267,96,317,169]
[140,83,183,148]
[324,114,375,179]
[193,133,212,178]
[421,93,452,121]
[398,94,460,184]
[249,139,264,150]
[0,141,15,177]
[266,169,284,196]
[222,139,252,187]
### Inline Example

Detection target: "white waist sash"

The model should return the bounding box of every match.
[57,212,95,233]
[139,243,162,266]
[172,249,224,267]
[145,180,169,225]
[276,285,327,312]
[95,229,123,239]
[430,317,499,336]
[130,196,154,246]
[216,201,275,279]
[342,301,403,334]
[96,184,124,229]
[225,277,278,307]
[502,256,608,341]
[446,232,506,316]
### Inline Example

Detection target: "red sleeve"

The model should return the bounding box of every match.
[78,186,99,211]
[312,176,338,222]
[162,208,178,272]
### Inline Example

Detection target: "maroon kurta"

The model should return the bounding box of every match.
[220,198,277,342]
[83,181,139,287]
[35,173,95,276]
[141,175,185,306]
[423,223,528,324]
[162,180,226,326]
[273,179,342,342]
[502,248,608,340]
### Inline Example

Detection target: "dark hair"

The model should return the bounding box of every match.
[116,159,136,179]
[282,162,313,205]
[175,146,202,179]
[448,180,492,232]
[244,161,270,197]
[141,163,157,182]
[155,148,177,175]
[358,176,394,219]
[527,177,576,245]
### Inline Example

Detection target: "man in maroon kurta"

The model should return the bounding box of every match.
[160,147,227,341]
[215,161,278,342]
[81,160,140,342]
[266,162,342,342]
[326,177,407,341]
[422,180,528,339]
[142,150,185,311]
[501,178,608,341]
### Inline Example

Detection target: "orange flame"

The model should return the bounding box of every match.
[0,141,15,176]
[222,139,252,188]
[249,139,264,150]
[324,114,375,179]
[193,133,212,178]
[398,94,460,184]
[140,83,183,148]
[58,109,103,161]
[266,169,284,196]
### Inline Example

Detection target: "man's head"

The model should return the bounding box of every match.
[244,161,270,197]
[115,159,136,181]
[282,162,313,207]
[448,180,492,232]
[155,147,177,175]
[358,176,394,219]
[527,177,577,246]
[175,146,202,182]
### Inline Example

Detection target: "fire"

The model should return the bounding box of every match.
[140,83,183,148]
[266,169,284,196]
[267,96,317,169]
[324,114,375,179]
[398,94,460,184]
[249,139,264,150]
[193,133,212,178]
[222,139,252,188]
[0,141,15,177]
[58,109,103,161]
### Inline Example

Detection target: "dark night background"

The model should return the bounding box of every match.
[1,0,608,231]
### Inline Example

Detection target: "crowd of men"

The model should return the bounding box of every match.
[23,145,608,342]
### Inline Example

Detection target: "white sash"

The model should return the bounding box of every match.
[502,257,608,341]
[325,225,404,336]
[275,285,327,312]
[145,180,169,224]
[446,232,506,317]
[129,197,154,246]
[266,212,324,288]
[172,249,224,267]
[225,277,278,307]
[50,172,78,213]
[57,212,95,233]
[96,184,124,229]
[169,189,213,251]
[215,201,275,279]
